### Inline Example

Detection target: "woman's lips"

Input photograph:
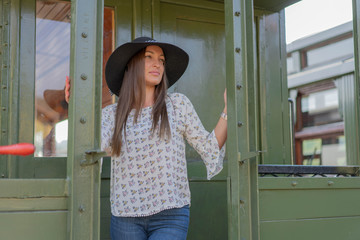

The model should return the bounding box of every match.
[149,71,160,76]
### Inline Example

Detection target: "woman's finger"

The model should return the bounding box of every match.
[65,76,70,103]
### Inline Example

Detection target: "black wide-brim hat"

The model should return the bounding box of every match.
[105,37,189,96]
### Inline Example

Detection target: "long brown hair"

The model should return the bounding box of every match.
[111,48,171,157]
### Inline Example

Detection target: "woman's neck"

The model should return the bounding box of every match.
[144,86,155,107]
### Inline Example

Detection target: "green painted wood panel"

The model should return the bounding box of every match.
[188,181,228,240]
[351,0,360,165]
[336,74,357,165]
[260,217,360,240]
[0,197,67,211]
[260,189,360,221]
[225,0,261,239]
[0,179,68,197]
[259,177,360,240]
[159,0,226,166]
[0,0,22,178]
[100,177,111,240]
[0,0,9,177]
[66,0,104,238]
[0,211,67,240]
[258,11,291,165]
[158,2,228,240]
[16,0,36,178]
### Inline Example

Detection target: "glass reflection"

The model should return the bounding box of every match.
[34,2,115,157]
[35,1,70,157]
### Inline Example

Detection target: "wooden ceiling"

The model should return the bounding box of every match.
[36,1,71,22]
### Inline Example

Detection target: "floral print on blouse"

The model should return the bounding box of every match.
[101,92,225,217]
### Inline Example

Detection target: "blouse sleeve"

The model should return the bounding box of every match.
[101,104,116,154]
[181,94,225,180]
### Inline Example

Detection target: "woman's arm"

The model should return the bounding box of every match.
[65,76,112,156]
[214,89,227,149]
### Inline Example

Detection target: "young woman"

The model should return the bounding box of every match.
[67,37,227,240]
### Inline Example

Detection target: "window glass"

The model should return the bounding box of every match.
[302,136,346,165]
[307,38,354,67]
[301,88,342,127]
[35,1,71,157]
[35,1,115,157]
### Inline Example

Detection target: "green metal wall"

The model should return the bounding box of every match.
[336,74,358,165]
[258,177,360,240]
[257,11,291,165]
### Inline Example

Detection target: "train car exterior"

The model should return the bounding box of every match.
[1,0,360,240]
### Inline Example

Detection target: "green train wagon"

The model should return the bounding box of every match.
[1,0,360,239]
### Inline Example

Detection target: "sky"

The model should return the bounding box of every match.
[285,0,353,43]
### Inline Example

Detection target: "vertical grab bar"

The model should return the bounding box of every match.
[288,98,296,165]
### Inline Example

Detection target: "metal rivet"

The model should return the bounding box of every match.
[79,205,85,213]
[81,32,88,38]
[235,11,240,16]
[1,173,5,178]
[239,199,245,204]
[291,181,297,187]
[4,43,8,47]
[235,48,241,53]
[236,84,242,90]
[2,129,6,133]
[80,117,86,124]
[237,122,243,127]
[2,107,6,111]
[3,64,7,68]
[2,85,7,89]
[328,181,334,186]
[80,74,87,80]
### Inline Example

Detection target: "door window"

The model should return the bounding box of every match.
[34,1,114,157]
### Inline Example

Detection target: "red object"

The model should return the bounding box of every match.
[0,143,35,156]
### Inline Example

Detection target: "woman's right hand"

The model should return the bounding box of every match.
[65,76,70,103]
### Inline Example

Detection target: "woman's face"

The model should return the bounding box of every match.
[144,45,165,87]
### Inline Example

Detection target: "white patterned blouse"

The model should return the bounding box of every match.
[101,92,225,217]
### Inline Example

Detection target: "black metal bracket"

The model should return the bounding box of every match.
[258,165,360,177]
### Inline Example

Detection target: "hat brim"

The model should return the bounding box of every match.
[105,41,189,96]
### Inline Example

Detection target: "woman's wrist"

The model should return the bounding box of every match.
[220,111,227,121]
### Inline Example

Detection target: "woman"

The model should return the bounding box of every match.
[67,37,227,240]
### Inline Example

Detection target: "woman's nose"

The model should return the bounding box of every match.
[152,59,162,67]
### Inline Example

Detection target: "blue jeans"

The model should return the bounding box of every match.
[110,205,190,240]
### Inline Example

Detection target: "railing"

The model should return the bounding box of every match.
[258,165,360,177]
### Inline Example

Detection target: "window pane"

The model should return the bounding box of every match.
[35,1,71,157]
[34,2,115,157]
[301,87,343,127]
[302,136,346,166]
